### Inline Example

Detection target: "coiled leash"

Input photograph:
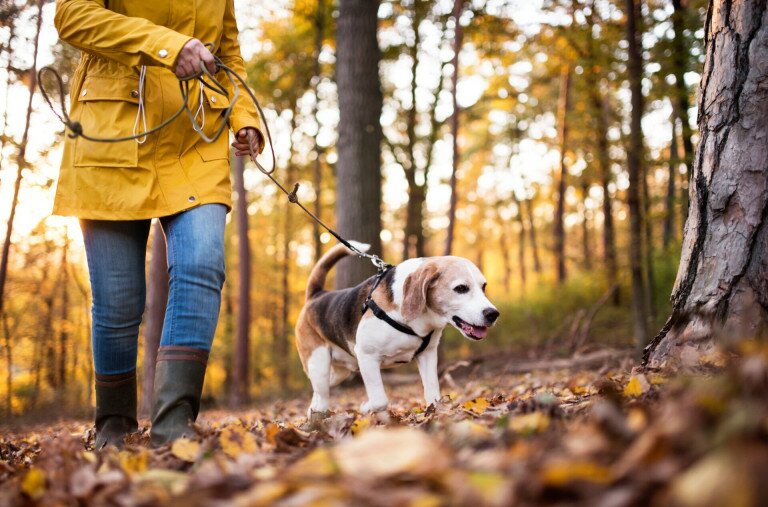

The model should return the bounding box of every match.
[38,48,389,272]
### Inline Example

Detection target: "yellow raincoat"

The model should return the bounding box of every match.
[52,0,263,220]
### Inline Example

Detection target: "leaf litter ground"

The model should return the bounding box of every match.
[2,345,768,506]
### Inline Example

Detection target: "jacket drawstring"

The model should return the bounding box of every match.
[132,65,148,144]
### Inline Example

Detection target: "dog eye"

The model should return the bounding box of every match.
[453,284,470,294]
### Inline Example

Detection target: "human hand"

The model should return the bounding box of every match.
[232,128,264,157]
[174,39,215,79]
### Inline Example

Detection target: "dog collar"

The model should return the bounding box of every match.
[362,267,433,360]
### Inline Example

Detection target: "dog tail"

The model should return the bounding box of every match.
[305,241,371,300]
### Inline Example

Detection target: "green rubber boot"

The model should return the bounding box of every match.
[149,347,209,447]
[94,370,138,450]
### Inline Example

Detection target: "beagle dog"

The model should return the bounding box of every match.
[295,242,499,416]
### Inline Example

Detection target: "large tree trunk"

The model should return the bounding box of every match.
[140,221,168,417]
[444,0,464,256]
[335,0,383,288]
[0,0,43,318]
[553,64,572,283]
[626,0,650,349]
[231,155,251,407]
[645,0,768,368]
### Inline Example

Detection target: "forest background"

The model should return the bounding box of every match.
[0,0,706,422]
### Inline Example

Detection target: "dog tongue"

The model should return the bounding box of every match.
[461,321,488,339]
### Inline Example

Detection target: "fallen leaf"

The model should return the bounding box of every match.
[463,397,490,415]
[509,412,550,435]
[333,427,450,480]
[540,460,613,486]
[623,374,650,397]
[350,418,371,436]
[220,426,258,459]
[21,467,46,499]
[171,438,201,462]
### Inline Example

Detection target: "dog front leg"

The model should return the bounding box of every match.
[416,345,441,406]
[356,351,389,413]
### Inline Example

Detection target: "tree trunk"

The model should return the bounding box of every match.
[3,313,12,418]
[645,0,768,368]
[444,0,464,256]
[553,64,572,283]
[0,0,44,318]
[581,182,592,271]
[57,236,70,386]
[511,194,527,290]
[626,0,649,349]
[140,221,168,417]
[335,0,383,288]
[663,114,679,249]
[672,0,695,222]
[231,155,251,407]
[642,151,656,322]
[312,0,326,263]
[523,197,542,274]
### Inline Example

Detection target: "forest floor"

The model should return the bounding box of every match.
[1,344,768,506]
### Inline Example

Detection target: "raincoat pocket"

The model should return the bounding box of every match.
[73,75,141,168]
[194,86,231,162]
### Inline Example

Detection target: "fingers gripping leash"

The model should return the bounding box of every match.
[39,48,390,272]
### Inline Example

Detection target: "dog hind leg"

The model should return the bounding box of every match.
[307,346,332,416]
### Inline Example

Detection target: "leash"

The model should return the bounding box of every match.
[38,47,389,271]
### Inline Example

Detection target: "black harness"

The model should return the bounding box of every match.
[361,266,433,361]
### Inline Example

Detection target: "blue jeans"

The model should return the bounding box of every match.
[81,204,227,375]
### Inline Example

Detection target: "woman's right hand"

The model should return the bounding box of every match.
[174,39,215,79]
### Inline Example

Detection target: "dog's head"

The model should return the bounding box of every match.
[401,257,499,340]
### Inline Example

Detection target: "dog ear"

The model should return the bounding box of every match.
[401,262,440,321]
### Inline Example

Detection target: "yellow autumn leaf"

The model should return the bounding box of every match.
[220,425,258,459]
[265,422,281,446]
[350,418,371,436]
[509,412,550,435]
[623,375,649,397]
[287,447,337,479]
[21,467,46,499]
[467,471,511,505]
[119,449,149,475]
[540,460,613,486]
[171,438,201,462]
[462,397,490,415]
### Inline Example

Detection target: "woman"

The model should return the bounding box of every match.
[53,0,263,448]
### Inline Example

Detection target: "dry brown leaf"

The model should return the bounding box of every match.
[171,438,201,462]
[220,426,258,458]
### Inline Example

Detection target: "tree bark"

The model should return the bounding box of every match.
[140,221,168,417]
[626,0,649,349]
[645,0,768,368]
[523,197,542,274]
[0,0,44,318]
[581,182,592,271]
[553,64,572,283]
[231,155,251,407]
[335,0,383,288]
[57,236,69,386]
[3,313,12,418]
[444,0,464,256]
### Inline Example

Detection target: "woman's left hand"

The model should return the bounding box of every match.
[232,127,264,157]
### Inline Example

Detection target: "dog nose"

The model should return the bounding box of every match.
[483,307,499,324]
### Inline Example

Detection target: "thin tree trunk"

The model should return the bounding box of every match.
[57,236,69,386]
[511,194,527,290]
[3,313,12,418]
[663,114,679,249]
[672,0,695,223]
[312,0,326,263]
[0,0,44,318]
[581,182,592,271]
[645,0,768,368]
[626,0,649,350]
[554,64,572,283]
[140,221,168,417]
[0,24,16,180]
[523,197,542,274]
[335,0,383,288]
[642,155,656,322]
[444,0,464,256]
[231,155,251,407]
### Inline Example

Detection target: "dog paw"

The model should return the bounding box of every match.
[360,399,388,414]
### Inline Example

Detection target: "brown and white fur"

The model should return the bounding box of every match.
[295,241,500,415]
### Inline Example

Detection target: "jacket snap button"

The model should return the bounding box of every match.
[81,89,87,96]
[130,90,139,98]
[188,196,196,202]
[158,49,168,58]
[210,96,216,103]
